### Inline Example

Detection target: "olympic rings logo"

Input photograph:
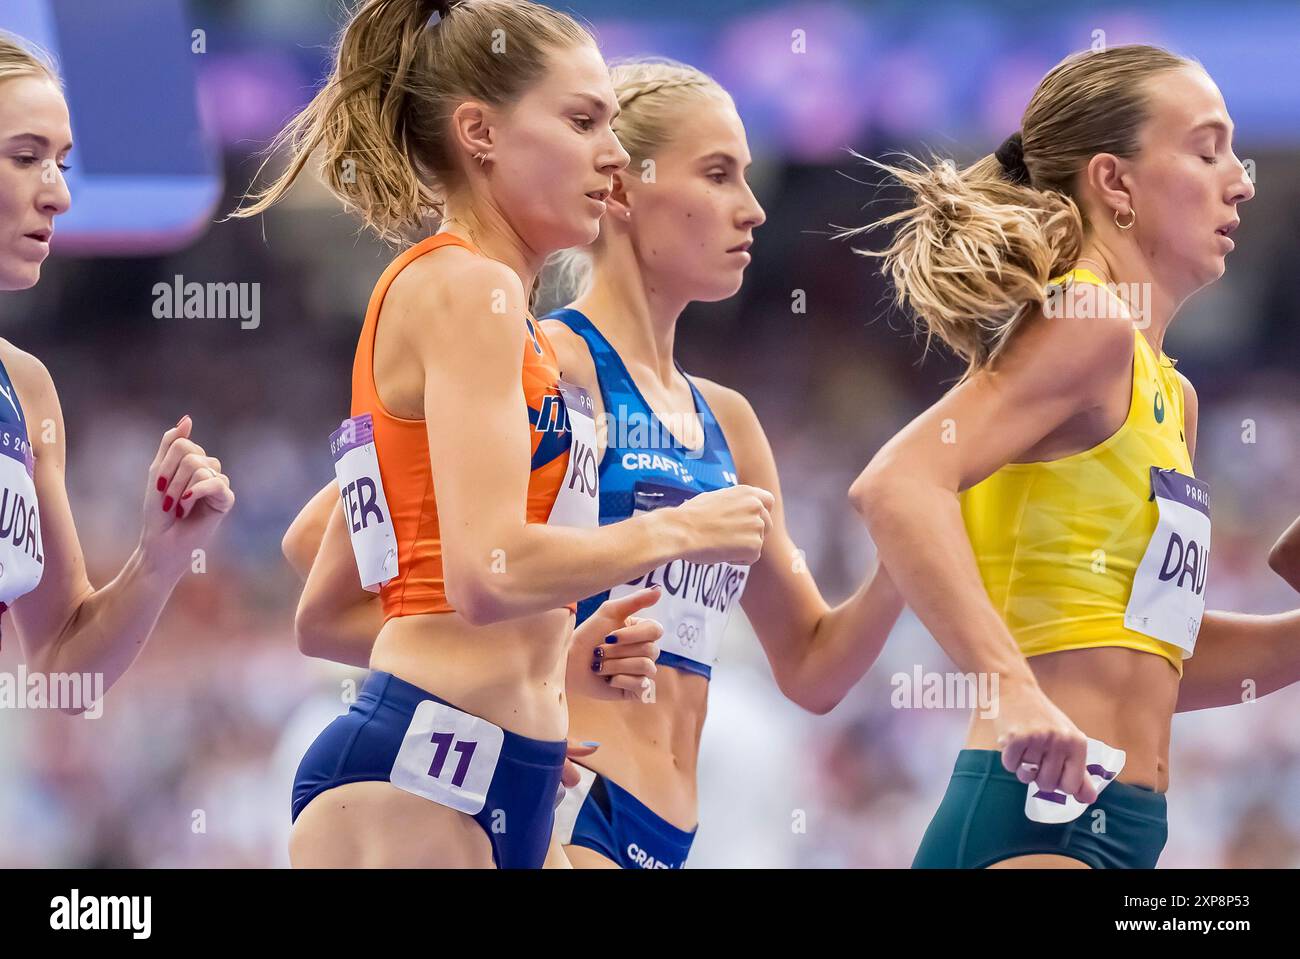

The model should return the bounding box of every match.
[676,621,700,648]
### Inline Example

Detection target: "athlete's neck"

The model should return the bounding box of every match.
[436,199,545,297]
[1071,242,1183,356]
[569,247,691,387]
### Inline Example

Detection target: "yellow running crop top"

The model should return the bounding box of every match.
[959,268,1191,674]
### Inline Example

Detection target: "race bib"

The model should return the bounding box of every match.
[1024,737,1127,824]
[1124,467,1210,657]
[544,379,600,529]
[607,481,749,671]
[330,413,398,592]
[0,424,43,607]
[390,698,504,815]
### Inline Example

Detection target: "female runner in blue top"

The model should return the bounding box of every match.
[0,32,235,705]
[541,58,904,869]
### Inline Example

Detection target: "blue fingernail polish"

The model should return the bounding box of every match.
[581,741,600,748]
[606,634,618,644]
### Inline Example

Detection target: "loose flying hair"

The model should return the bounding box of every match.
[840,44,1196,378]
[232,0,594,245]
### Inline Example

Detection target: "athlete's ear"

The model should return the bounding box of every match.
[449,100,496,169]
[604,170,633,220]
[1084,152,1134,224]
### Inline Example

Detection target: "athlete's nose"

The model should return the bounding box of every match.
[1226,151,1255,204]
[599,128,631,176]
[37,164,72,217]
[738,182,765,230]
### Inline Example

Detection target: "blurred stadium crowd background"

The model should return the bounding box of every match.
[1,0,1298,867]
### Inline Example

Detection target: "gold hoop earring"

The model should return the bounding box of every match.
[1114,207,1136,230]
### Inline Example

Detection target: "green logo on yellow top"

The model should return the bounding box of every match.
[1153,387,1165,423]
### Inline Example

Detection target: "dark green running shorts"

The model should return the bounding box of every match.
[912,749,1168,869]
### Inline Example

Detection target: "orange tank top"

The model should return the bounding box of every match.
[350,233,575,620]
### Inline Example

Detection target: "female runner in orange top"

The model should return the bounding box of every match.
[236,0,773,869]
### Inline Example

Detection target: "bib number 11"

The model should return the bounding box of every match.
[427,731,477,788]
[390,698,504,814]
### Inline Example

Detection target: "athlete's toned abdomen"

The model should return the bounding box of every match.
[966,644,1178,791]
[565,661,709,830]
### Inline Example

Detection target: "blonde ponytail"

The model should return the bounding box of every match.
[841,44,1194,377]
[232,0,593,245]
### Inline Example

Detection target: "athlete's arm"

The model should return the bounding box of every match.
[1270,517,1300,592]
[294,496,383,668]
[1172,372,1300,710]
[699,379,904,715]
[1177,609,1300,710]
[402,254,771,626]
[848,306,1135,801]
[5,345,235,708]
[283,481,337,580]
[286,480,383,664]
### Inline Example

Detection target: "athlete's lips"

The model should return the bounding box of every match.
[584,187,610,203]
[726,240,752,253]
[24,227,52,242]
[1214,219,1239,237]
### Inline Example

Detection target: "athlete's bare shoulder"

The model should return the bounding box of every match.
[539,316,597,392]
[989,297,1136,408]
[387,243,527,322]
[686,373,768,461]
[689,374,752,429]
[0,337,57,428]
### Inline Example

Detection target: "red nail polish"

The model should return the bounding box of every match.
[181,490,193,500]
[161,495,173,511]
[175,504,184,519]
[156,477,166,492]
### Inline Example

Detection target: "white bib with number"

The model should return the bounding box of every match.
[608,481,749,672]
[1024,736,1127,824]
[544,379,600,530]
[0,424,43,606]
[330,413,398,592]
[1124,467,1211,657]
[390,698,504,815]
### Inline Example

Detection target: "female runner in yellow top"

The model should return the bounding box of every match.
[847,43,1300,868]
